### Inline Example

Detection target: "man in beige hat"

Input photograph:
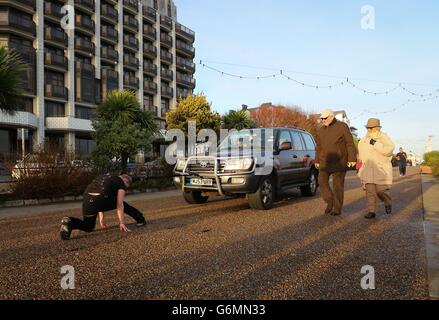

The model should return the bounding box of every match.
[358,118,395,219]
[316,109,357,216]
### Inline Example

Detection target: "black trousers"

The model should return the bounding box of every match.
[318,170,347,214]
[399,163,407,175]
[69,194,144,233]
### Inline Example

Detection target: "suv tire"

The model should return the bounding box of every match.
[183,191,209,204]
[300,169,319,197]
[248,176,275,210]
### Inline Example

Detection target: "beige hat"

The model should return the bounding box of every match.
[320,108,334,119]
[365,118,382,128]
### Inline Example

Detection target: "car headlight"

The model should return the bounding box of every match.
[175,159,186,171]
[223,158,254,172]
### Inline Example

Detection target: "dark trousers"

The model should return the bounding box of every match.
[399,163,407,176]
[318,170,347,214]
[69,195,144,233]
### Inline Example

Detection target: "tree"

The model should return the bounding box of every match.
[222,109,256,130]
[0,46,26,114]
[91,90,159,173]
[166,93,221,135]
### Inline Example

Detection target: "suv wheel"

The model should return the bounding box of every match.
[248,176,274,210]
[183,191,209,204]
[300,169,318,197]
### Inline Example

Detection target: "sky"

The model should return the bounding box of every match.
[174,0,439,156]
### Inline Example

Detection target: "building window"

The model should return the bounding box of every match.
[75,137,95,159]
[17,98,33,113]
[46,71,65,87]
[45,101,65,117]
[75,106,95,120]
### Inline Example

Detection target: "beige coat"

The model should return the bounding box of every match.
[358,132,395,185]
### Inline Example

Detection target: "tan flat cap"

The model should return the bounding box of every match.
[365,118,382,128]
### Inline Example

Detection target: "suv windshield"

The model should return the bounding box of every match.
[218,129,275,152]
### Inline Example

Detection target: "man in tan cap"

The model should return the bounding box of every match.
[358,118,395,219]
[316,109,357,216]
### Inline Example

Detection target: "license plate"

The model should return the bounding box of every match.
[190,178,213,186]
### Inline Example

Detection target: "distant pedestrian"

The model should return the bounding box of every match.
[358,119,395,219]
[60,174,146,240]
[396,147,408,177]
[315,109,358,216]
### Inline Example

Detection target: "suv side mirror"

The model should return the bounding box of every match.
[280,141,292,151]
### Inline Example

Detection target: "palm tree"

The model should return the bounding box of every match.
[93,90,159,173]
[222,110,255,131]
[0,46,26,114]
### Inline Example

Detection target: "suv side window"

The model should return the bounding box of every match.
[291,131,305,151]
[278,130,292,148]
[301,133,316,151]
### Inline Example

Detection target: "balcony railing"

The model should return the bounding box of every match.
[176,40,195,57]
[101,3,118,22]
[176,57,195,73]
[144,81,157,94]
[124,75,139,88]
[124,14,138,30]
[101,46,118,60]
[143,62,157,75]
[123,0,138,11]
[45,52,68,69]
[177,73,196,88]
[161,67,173,80]
[160,33,172,47]
[44,2,64,19]
[76,14,95,31]
[7,13,36,35]
[160,15,172,29]
[143,24,156,39]
[44,27,67,44]
[177,87,191,99]
[160,51,173,64]
[101,25,118,41]
[124,54,139,68]
[123,35,138,50]
[16,0,36,9]
[45,84,68,100]
[75,61,94,74]
[75,37,95,53]
[102,68,118,81]
[143,6,157,21]
[176,23,195,42]
[143,43,157,57]
[74,0,95,10]
[161,85,173,97]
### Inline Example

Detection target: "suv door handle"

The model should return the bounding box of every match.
[292,155,298,158]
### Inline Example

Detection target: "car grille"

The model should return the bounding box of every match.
[187,160,224,173]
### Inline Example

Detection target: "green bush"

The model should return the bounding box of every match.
[423,151,439,167]
[432,161,439,177]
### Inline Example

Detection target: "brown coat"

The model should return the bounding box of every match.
[316,119,357,173]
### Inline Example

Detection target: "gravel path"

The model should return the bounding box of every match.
[0,168,429,299]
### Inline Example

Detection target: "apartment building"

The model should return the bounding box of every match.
[0,0,196,161]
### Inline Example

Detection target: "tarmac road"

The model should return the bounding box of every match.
[0,167,430,299]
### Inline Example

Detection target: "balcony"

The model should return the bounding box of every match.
[123,34,138,50]
[144,81,157,94]
[2,11,36,36]
[123,0,138,11]
[143,24,156,40]
[44,26,67,45]
[161,67,173,81]
[124,54,139,69]
[75,37,95,53]
[124,74,139,88]
[160,33,173,48]
[45,52,68,70]
[44,2,64,20]
[101,46,118,61]
[101,25,118,42]
[143,43,157,58]
[143,62,157,76]
[76,14,95,32]
[176,23,195,43]
[176,40,195,58]
[45,84,68,100]
[161,85,173,98]
[75,61,94,74]
[102,68,119,97]
[177,87,191,100]
[177,73,196,88]
[0,110,38,129]
[160,15,172,30]
[124,14,138,31]
[145,105,158,116]
[15,0,36,10]
[176,57,195,73]
[101,3,118,22]
[45,117,93,132]
[160,50,173,65]
[74,0,95,11]
[143,6,156,22]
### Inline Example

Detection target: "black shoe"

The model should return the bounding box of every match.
[385,205,392,215]
[60,217,72,240]
[136,216,147,227]
[365,212,376,219]
[330,211,341,216]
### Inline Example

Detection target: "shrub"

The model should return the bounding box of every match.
[423,151,439,167]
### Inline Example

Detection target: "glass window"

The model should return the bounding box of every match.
[278,130,292,147]
[291,131,305,151]
[45,102,65,117]
[301,133,316,151]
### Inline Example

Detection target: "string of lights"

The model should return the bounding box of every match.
[199,60,439,98]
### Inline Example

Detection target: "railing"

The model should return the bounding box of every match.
[124,54,139,68]
[177,73,196,87]
[144,81,157,93]
[123,75,139,88]
[74,0,95,10]
[124,14,138,29]
[101,4,118,21]
[101,25,118,41]
[45,52,68,69]
[45,84,68,99]
[76,14,95,30]
[176,57,195,72]
[44,2,64,19]
[143,24,156,39]
[123,0,138,11]
[16,0,36,9]
[44,27,67,44]
[101,46,118,60]
[75,61,94,74]
[75,37,95,52]
[143,62,157,74]
[161,67,173,80]
[160,50,173,63]
[8,13,36,35]
[143,43,157,56]
[123,35,138,49]
[176,23,195,41]
[160,15,172,29]
[161,85,173,97]
[160,33,173,46]
[176,40,195,55]
[143,6,157,20]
